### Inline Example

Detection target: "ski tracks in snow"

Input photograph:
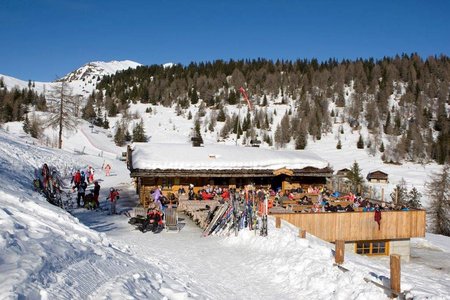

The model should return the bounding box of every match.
[40,248,197,299]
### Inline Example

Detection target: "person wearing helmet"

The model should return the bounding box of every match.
[107,187,120,215]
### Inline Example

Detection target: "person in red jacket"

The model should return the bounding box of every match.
[221,188,230,201]
[201,190,214,200]
[107,188,120,215]
[73,170,81,188]
[140,208,163,233]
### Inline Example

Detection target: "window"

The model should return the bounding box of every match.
[356,241,389,256]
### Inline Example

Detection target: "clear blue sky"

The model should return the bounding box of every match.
[1,0,449,81]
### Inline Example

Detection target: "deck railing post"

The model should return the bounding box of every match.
[335,240,345,264]
[299,229,306,238]
[390,254,401,298]
[275,216,281,228]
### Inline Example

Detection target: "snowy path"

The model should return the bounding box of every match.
[61,127,450,299]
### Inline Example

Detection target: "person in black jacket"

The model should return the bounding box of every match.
[93,181,100,208]
[76,180,88,208]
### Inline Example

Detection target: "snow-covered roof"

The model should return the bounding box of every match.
[131,143,329,170]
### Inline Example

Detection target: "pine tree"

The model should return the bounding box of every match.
[295,129,307,150]
[407,187,422,209]
[390,178,408,206]
[426,164,450,236]
[83,101,96,122]
[132,119,147,142]
[114,121,126,146]
[357,134,364,149]
[29,114,42,139]
[217,107,226,122]
[379,141,385,153]
[23,114,30,134]
[336,139,342,149]
[190,87,199,105]
[103,113,110,129]
[347,161,364,193]
[261,94,268,106]
[125,128,132,142]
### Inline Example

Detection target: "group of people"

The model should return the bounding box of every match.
[180,184,233,201]
[34,163,63,205]
[71,168,99,208]
[69,163,117,212]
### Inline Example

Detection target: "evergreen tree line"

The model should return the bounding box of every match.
[0,78,47,123]
[94,54,449,164]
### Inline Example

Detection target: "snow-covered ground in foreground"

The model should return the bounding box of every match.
[0,124,450,299]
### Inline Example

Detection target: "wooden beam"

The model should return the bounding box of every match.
[390,254,401,298]
[335,240,345,264]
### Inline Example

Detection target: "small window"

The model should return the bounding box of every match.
[356,241,389,256]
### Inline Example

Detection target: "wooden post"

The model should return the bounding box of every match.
[381,188,384,202]
[335,240,345,264]
[390,254,401,297]
[275,216,281,228]
[299,229,306,238]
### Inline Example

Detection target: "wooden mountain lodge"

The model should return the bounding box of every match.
[127,142,333,199]
[127,143,425,260]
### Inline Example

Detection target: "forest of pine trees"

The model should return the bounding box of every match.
[93,54,449,164]
[0,78,46,123]
[1,54,449,164]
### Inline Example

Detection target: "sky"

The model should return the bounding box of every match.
[1,0,449,81]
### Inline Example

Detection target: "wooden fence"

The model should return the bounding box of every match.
[272,210,426,242]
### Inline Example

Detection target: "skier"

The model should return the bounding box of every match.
[107,187,120,215]
[104,164,111,176]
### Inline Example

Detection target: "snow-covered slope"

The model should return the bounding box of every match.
[0,73,48,94]
[59,60,141,82]
[0,129,203,298]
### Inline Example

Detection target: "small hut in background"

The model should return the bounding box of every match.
[366,170,389,183]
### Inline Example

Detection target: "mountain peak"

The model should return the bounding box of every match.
[59,60,141,82]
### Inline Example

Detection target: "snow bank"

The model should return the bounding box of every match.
[222,218,386,299]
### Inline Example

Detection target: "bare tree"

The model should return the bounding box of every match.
[46,81,78,149]
[426,164,450,236]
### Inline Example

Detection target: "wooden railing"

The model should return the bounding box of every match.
[271,210,426,242]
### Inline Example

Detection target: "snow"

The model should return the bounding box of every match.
[0,61,449,299]
[0,122,450,299]
[131,142,328,170]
